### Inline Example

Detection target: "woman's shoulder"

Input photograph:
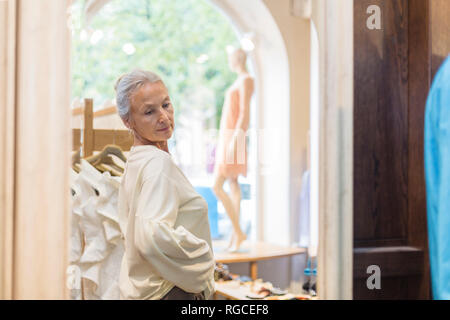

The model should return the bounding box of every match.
[140,149,179,181]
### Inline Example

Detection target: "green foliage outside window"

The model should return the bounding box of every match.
[70,0,239,129]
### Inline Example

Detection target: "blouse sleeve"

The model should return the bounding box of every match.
[133,171,214,294]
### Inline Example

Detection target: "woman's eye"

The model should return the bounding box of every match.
[163,103,171,109]
[146,110,153,115]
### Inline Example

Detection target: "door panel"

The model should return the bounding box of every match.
[352,0,445,299]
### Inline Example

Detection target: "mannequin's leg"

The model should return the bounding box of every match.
[229,178,246,251]
[229,178,241,215]
[213,173,244,250]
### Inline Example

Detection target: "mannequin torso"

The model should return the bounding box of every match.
[216,73,254,179]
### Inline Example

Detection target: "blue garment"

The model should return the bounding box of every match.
[194,186,219,239]
[425,55,450,300]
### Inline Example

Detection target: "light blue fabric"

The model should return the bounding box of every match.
[194,186,219,239]
[425,55,450,300]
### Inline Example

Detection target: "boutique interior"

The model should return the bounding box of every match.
[1,0,449,300]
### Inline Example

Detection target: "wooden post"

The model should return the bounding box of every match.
[12,0,71,299]
[83,99,94,157]
[250,262,258,280]
[0,0,16,300]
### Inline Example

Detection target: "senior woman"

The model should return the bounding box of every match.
[115,70,215,300]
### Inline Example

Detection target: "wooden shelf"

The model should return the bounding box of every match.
[212,240,306,281]
[213,240,306,264]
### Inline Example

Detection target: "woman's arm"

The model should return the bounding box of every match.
[134,171,214,294]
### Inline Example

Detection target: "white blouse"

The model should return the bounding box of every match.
[118,145,215,300]
[72,160,124,300]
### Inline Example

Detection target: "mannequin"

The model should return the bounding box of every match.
[213,48,254,252]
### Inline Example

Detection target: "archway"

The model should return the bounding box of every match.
[76,0,292,244]
[208,0,291,246]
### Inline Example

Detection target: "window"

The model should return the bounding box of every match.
[70,0,254,241]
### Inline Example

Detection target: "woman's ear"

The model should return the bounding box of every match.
[122,118,130,130]
[122,113,133,130]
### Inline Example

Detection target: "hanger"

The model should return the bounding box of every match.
[85,144,126,174]
[94,154,124,173]
[85,144,126,165]
[72,148,81,173]
[93,154,124,175]
[95,162,123,177]
[102,144,127,163]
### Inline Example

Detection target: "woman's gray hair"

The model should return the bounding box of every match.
[114,69,163,120]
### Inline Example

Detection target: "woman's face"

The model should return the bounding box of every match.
[126,81,175,145]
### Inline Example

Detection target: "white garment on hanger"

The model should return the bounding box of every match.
[70,169,84,263]
[69,169,84,300]
[78,161,111,264]
[76,160,124,300]
[93,171,124,300]
[97,174,122,244]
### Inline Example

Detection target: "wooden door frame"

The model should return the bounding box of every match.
[0,0,17,300]
[0,0,71,299]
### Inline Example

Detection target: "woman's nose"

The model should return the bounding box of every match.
[159,110,170,124]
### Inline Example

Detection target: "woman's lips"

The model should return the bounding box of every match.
[157,127,169,132]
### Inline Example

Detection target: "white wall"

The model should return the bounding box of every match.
[261,0,310,247]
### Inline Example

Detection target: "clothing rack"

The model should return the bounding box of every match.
[71,98,131,300]
[72,98,133,156]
